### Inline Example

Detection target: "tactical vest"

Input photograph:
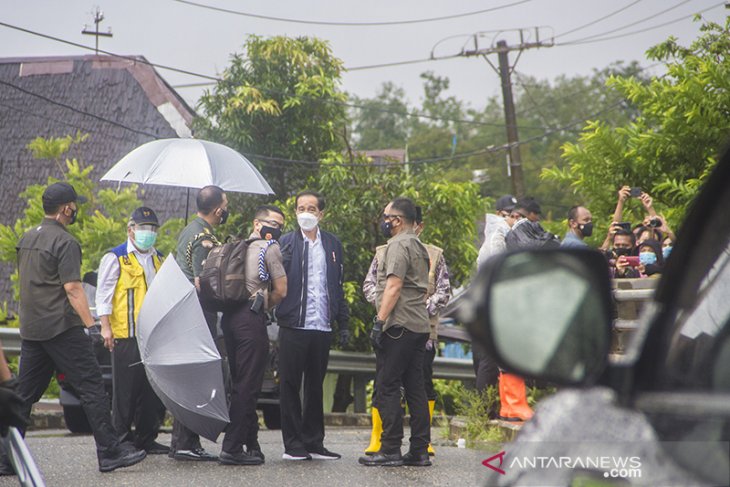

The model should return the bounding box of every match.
[375,242,444,339]
[110,243,162,339]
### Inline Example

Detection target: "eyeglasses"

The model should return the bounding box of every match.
[259,218,283,229]
[382,213,404,220]
[510,213,525,219]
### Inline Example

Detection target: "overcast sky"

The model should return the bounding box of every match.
[1,0,726,112]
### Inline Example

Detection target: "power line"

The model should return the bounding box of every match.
[0,79,160,138]
[170,0,534,26]
[0,21,219,81]
[347,54,460,71]
[0,73,627,169]
[554,0,644,39]
[0,101,143,145]
[558,0,719,46]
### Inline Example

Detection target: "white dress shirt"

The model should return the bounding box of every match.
[302,229,330,331]
[96,239,157,317]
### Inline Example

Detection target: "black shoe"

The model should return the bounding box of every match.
[99,448,147,473]
[358,452,403,467]
[219,450,264,466]
[173,447,218,462]
[308,447,341,460]
[247,449,265,462]
[403,451,432,467]
[282,449,312,461]
[142,441,170,455]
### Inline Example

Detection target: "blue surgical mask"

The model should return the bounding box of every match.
[662,246,672,260]
[134,229,157,251]
[639,251,657,266]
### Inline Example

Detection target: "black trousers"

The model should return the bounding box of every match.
[170,309,219,452]
[278,327,332,452]
[220,305,268,454]
[17,327,119,458]
[423,345,436,401]
[472,341,499,392]
[111,338,166,449]
[375,327,430,455]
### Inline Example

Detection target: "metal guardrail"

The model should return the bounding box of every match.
[328,351,473,381]
[0,327,20,356]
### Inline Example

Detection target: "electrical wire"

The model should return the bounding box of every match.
[0,79,160,138]
[170,0,534,26]
[558,0,716,45]
[554,0,644,39]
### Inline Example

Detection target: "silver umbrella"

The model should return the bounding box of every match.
[136,256,229,442]
[101,138,273,194]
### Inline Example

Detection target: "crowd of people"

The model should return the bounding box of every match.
[0,178,677,475]
[473,186,676,422]
[0,183,451,475]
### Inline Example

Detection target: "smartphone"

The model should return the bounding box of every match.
[616,222,631,232]
[624,256,640,267]
[629,187,642,198]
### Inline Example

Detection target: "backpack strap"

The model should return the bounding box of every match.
[257,240,277,282]
[185,229,221,272]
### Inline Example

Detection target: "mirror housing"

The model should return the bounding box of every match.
[460,249,613,386]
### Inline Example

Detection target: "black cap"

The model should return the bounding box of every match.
[42,182,87,207]
[495,195,517,212]
[130,207,159,226]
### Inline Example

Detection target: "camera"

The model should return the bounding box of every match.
[649,218,661,228]
[629,187,642,198]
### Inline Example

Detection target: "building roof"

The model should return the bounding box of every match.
[0,54,198,307]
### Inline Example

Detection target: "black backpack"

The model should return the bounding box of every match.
[198,238,253,311]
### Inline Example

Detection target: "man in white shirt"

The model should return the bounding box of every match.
[96,207,167,454]
[276,191,350,461]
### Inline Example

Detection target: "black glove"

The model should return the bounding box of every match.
[88,323,104,347]
[370,318,384,351]
[338,329,351,348]
[0,378,27,437]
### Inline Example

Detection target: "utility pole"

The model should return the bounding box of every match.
[82,7,113,54]
[461,28,553,198]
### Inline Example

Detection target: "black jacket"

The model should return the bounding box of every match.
[276,229,350,331]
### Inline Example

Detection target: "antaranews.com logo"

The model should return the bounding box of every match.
[483,450,642,480]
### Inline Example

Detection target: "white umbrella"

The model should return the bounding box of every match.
[136,255,229,442]
[101,138,274,195]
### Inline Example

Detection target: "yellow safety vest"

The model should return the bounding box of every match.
[109,243,162,339]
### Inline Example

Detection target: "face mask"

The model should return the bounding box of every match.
[639,251,657,266]
[613,247,631,257]
[380,220,393,239]
[579,222,593,237]
[64,206,78,225]
[219,208,229,225]
[662,246,672,260]
[134,229,157,251]
[260,225,281,241]
[297,212,319,232]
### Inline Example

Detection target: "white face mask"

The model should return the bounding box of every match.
[297,212,319,231]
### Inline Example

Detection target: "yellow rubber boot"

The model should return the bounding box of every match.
[364,407,382,454]
[427,400,436,456]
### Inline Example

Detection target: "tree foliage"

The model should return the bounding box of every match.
[194,35,348,196]
[0,136,183,304]
[543,18,730,230]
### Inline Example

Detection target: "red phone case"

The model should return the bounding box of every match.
[625,256,640,267]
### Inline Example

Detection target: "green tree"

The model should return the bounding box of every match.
[0,136,183,305]
[543,18,730,232]
[194,35,348,197]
